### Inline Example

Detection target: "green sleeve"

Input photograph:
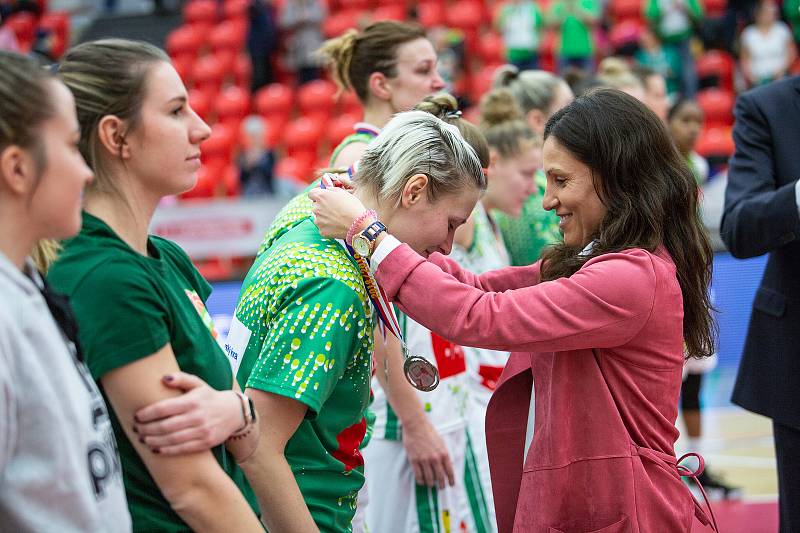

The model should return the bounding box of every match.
[534,5,543,30]
[687,0,703,20]
[644,0,661,24]
[580,0,601,19]
[245,277,368,417]
[784,0,800,22]
[70,260,170,379]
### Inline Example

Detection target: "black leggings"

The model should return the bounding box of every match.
[680,372,703,411]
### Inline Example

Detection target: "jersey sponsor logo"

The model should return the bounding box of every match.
[430,333,466,380]
[224,316,252,376]
[184,289,219,339]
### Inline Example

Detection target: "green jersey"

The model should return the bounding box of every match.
[226,219,375,532]
[549,0,600,58]
[47,212,259,532]
[494,170,562,266]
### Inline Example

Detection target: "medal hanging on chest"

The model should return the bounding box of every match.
[319,175,440,391]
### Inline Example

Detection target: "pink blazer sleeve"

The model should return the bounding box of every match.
[429,253,542,292]
[376,244,659,353]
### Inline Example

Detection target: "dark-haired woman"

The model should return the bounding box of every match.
[310,88,718,532]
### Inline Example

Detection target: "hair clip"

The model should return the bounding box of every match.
[444,110,462,119]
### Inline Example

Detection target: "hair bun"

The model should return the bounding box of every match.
[414,93,459,120]
[479,88,524,127]
[492,64,520,89]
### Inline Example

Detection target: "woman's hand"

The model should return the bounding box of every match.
[308,186,369,240]
[133,372,245,455]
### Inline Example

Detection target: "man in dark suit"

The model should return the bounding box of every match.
[721,76,800,531]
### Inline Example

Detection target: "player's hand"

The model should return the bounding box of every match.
[402,417,456,489]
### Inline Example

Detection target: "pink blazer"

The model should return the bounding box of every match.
[375,245,715,533]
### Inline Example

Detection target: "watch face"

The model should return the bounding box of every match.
[353,235,371,257]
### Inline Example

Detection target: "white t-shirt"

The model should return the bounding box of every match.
[0,253,131,533]
[742,22,793,81]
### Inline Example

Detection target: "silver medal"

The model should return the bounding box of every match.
[403,355,440,392]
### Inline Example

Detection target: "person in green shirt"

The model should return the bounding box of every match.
[495,0,544,71]
[47,39,265,533]
[644,0,703,96]
[491,67,574,265]
[548,0,601,73]
[224,110,486,532]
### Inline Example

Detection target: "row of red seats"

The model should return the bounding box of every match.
[3,10,70,57]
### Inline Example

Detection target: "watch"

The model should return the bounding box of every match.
[352,220,387,258]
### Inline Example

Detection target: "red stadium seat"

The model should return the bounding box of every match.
[284,117,324,158]
[210,19,248,53]
[373,4,405,21]
[323,9,360,38]
[702,0,727,18]
[470,64,499,103]
[417,1,446,27]
[167,25,205,58]
[6,12,36,51]
[538,29,557,72]
[188,87,215,121]
[696,127,734,165]
[223,0,249,21]
[478,32,505,66]
[610,0,643,23]
[697,88,735,128]
[335,0,370,10]
[192,54,226,92]
[254,83,293,122]
[337,89,362,115]
[274,156,314,185]
[298,79,338,116]
[696,50,735,92]
[181,160,223,199]
[446,0,483,32]
[215,85,251,125]
[222,164,241,196]
[234,53,253,90]
[39,12,69,57]
[201,123,237,163]
[609,20,643,52]
[183,0,218,25]
[327,113,362,147]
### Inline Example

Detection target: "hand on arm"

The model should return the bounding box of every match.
[133,372,255,459]
[102,345,263,533]
[239,389,320,533]
[373,330,455,489]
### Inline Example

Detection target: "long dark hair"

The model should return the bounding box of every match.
[540,89,715,360]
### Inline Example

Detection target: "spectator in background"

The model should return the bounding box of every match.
[427,25,466,99]
[238,115,275,196]
[279,0,325,85]
[495,0,544,71]
[596,57,646,101]
[667,98,708,182]
[783,0,800,45]
[635,26,682,98]
[634,65,670,121]
[549,0,601,73]
[247,0,278,91]
[740,0,796,87]
[645,0,703,97]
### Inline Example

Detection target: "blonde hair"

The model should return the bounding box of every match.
[355,111,485,205]
[58,39,169,197]
[31,239,61,272]
[597,57,643,92]
[414,93,490,168]
[493,65,567,115]
[317,21,426,102]
[479,89,538,158]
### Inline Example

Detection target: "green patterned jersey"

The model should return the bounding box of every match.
[226,219,374,532]
[493,170,561,266]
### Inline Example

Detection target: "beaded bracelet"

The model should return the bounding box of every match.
[346,209,378,246]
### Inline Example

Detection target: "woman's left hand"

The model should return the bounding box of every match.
[133,372,245,455]
[308,186,369,240]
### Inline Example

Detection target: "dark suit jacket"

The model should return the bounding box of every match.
[721,76,800,428]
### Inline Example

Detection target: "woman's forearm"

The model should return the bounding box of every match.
[239,443,319,533]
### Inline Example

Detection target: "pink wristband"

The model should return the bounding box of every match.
[346,209,377,246]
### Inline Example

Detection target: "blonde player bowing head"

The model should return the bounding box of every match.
[224,110,485,532]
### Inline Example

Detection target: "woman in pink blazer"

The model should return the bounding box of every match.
[310,89,717,533]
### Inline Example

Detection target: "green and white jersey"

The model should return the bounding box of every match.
[226,218,375,532]
[494,170,561,267]
[450,202,512,386]
[370,309,470,440]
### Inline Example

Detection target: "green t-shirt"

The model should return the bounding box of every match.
[47,212,259,532]
[494,170,562,266]
[549,0,600,58]
[228,218,375,532]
